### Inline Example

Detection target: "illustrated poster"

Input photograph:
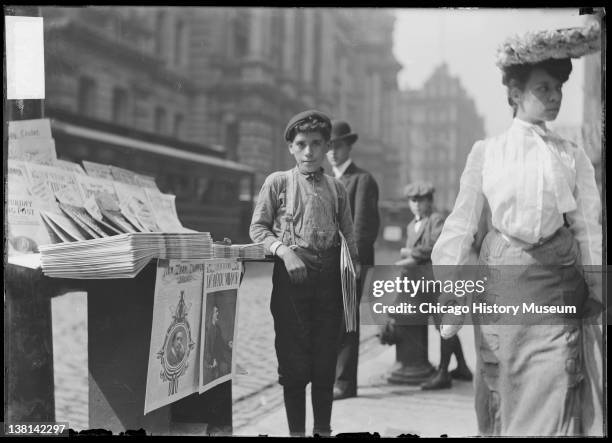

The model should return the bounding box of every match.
[144,259,206,414]
[199,259,242,393]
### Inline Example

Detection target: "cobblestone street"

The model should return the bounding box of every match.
[51,246,411,433]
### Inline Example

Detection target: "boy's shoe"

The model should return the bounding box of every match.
[421,370,452,390]
[450,365,473,381]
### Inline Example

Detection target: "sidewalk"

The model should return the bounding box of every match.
[234,324,479,438]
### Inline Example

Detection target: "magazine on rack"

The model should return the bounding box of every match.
[75,173,140,234]
[55,159,87,175]
[145,189,195,233]
[82,160,114,179]
[25,163,113,241]
[6,160,53,255]
[111,166,162,232]
[23,163,89,242]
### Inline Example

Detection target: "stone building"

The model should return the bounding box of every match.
[391,64,486,211]
[41,6,401,199]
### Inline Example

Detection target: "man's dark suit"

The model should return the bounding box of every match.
[335,161,380,396]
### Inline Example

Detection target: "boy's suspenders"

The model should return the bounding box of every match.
[284,169,340,247]
[284,170,297,246]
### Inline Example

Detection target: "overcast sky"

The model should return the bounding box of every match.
[392,8,595,136]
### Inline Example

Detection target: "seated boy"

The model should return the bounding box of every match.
[250,110,359,437]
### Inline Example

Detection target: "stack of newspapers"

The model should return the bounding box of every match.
[39,232,213,279]
[213,240,233,258]
[339,232,357,332]
[231,242,266,259]
[213,240,266,259]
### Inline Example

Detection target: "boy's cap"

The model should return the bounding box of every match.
[404,181,435,198]
[284,109,332,142]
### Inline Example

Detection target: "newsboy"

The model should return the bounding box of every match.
[250,110,359,437]
[327,119,380,400]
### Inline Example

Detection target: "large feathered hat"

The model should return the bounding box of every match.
[495,21,601,69]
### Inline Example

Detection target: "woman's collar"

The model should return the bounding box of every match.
[512,117,548,136]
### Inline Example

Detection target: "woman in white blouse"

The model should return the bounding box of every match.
[431,24,602,437]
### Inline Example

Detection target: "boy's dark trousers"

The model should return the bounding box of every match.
[270,247,343,436]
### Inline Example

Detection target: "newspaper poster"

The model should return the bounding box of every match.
[199,259,242,393]
[8,138,57,165]
[8,118,52,140]
[144,259,206,414]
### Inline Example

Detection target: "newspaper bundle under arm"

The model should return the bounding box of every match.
[339,231,357,332]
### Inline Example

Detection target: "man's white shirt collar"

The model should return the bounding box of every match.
[332,158,353,179]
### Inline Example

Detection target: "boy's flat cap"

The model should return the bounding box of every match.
[404,181,435,198]
[284,109,332,142]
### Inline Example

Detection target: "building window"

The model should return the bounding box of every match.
[112,87,129,124]
[234,10,249,57]
[77,77,97,117]
[174,19,185,66]
[173,113,184,138]
[224,120,240,161]
[293,11,304,81]
[155,11,165,56]
[270,11,283,69]
[311,11,321,90]
[155,107,167,134]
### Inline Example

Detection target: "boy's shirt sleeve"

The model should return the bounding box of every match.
[249,173,282,254]
[337,182,360,266]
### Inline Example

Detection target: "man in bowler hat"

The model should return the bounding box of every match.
[327,119,380,400]
[399,182,472,389]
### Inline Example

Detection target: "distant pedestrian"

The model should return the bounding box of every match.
[250,110,360,437]
[432,23,603,436]
[396,182,472,390]
[327,119,380,400]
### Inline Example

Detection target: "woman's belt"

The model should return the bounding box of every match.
[498,227,562,251]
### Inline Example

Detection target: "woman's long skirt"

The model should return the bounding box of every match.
[474,226,603,436]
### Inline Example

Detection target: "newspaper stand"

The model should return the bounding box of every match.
[4,261,232,435]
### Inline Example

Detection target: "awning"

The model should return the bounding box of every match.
[51,120,255,174]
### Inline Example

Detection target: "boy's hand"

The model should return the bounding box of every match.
[277,246,308,284]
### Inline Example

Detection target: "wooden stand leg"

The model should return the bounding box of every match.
[4,265,55,423]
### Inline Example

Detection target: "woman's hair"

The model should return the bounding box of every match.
[502,57,573,116]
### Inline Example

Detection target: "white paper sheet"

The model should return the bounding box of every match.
[5,16,45,99]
